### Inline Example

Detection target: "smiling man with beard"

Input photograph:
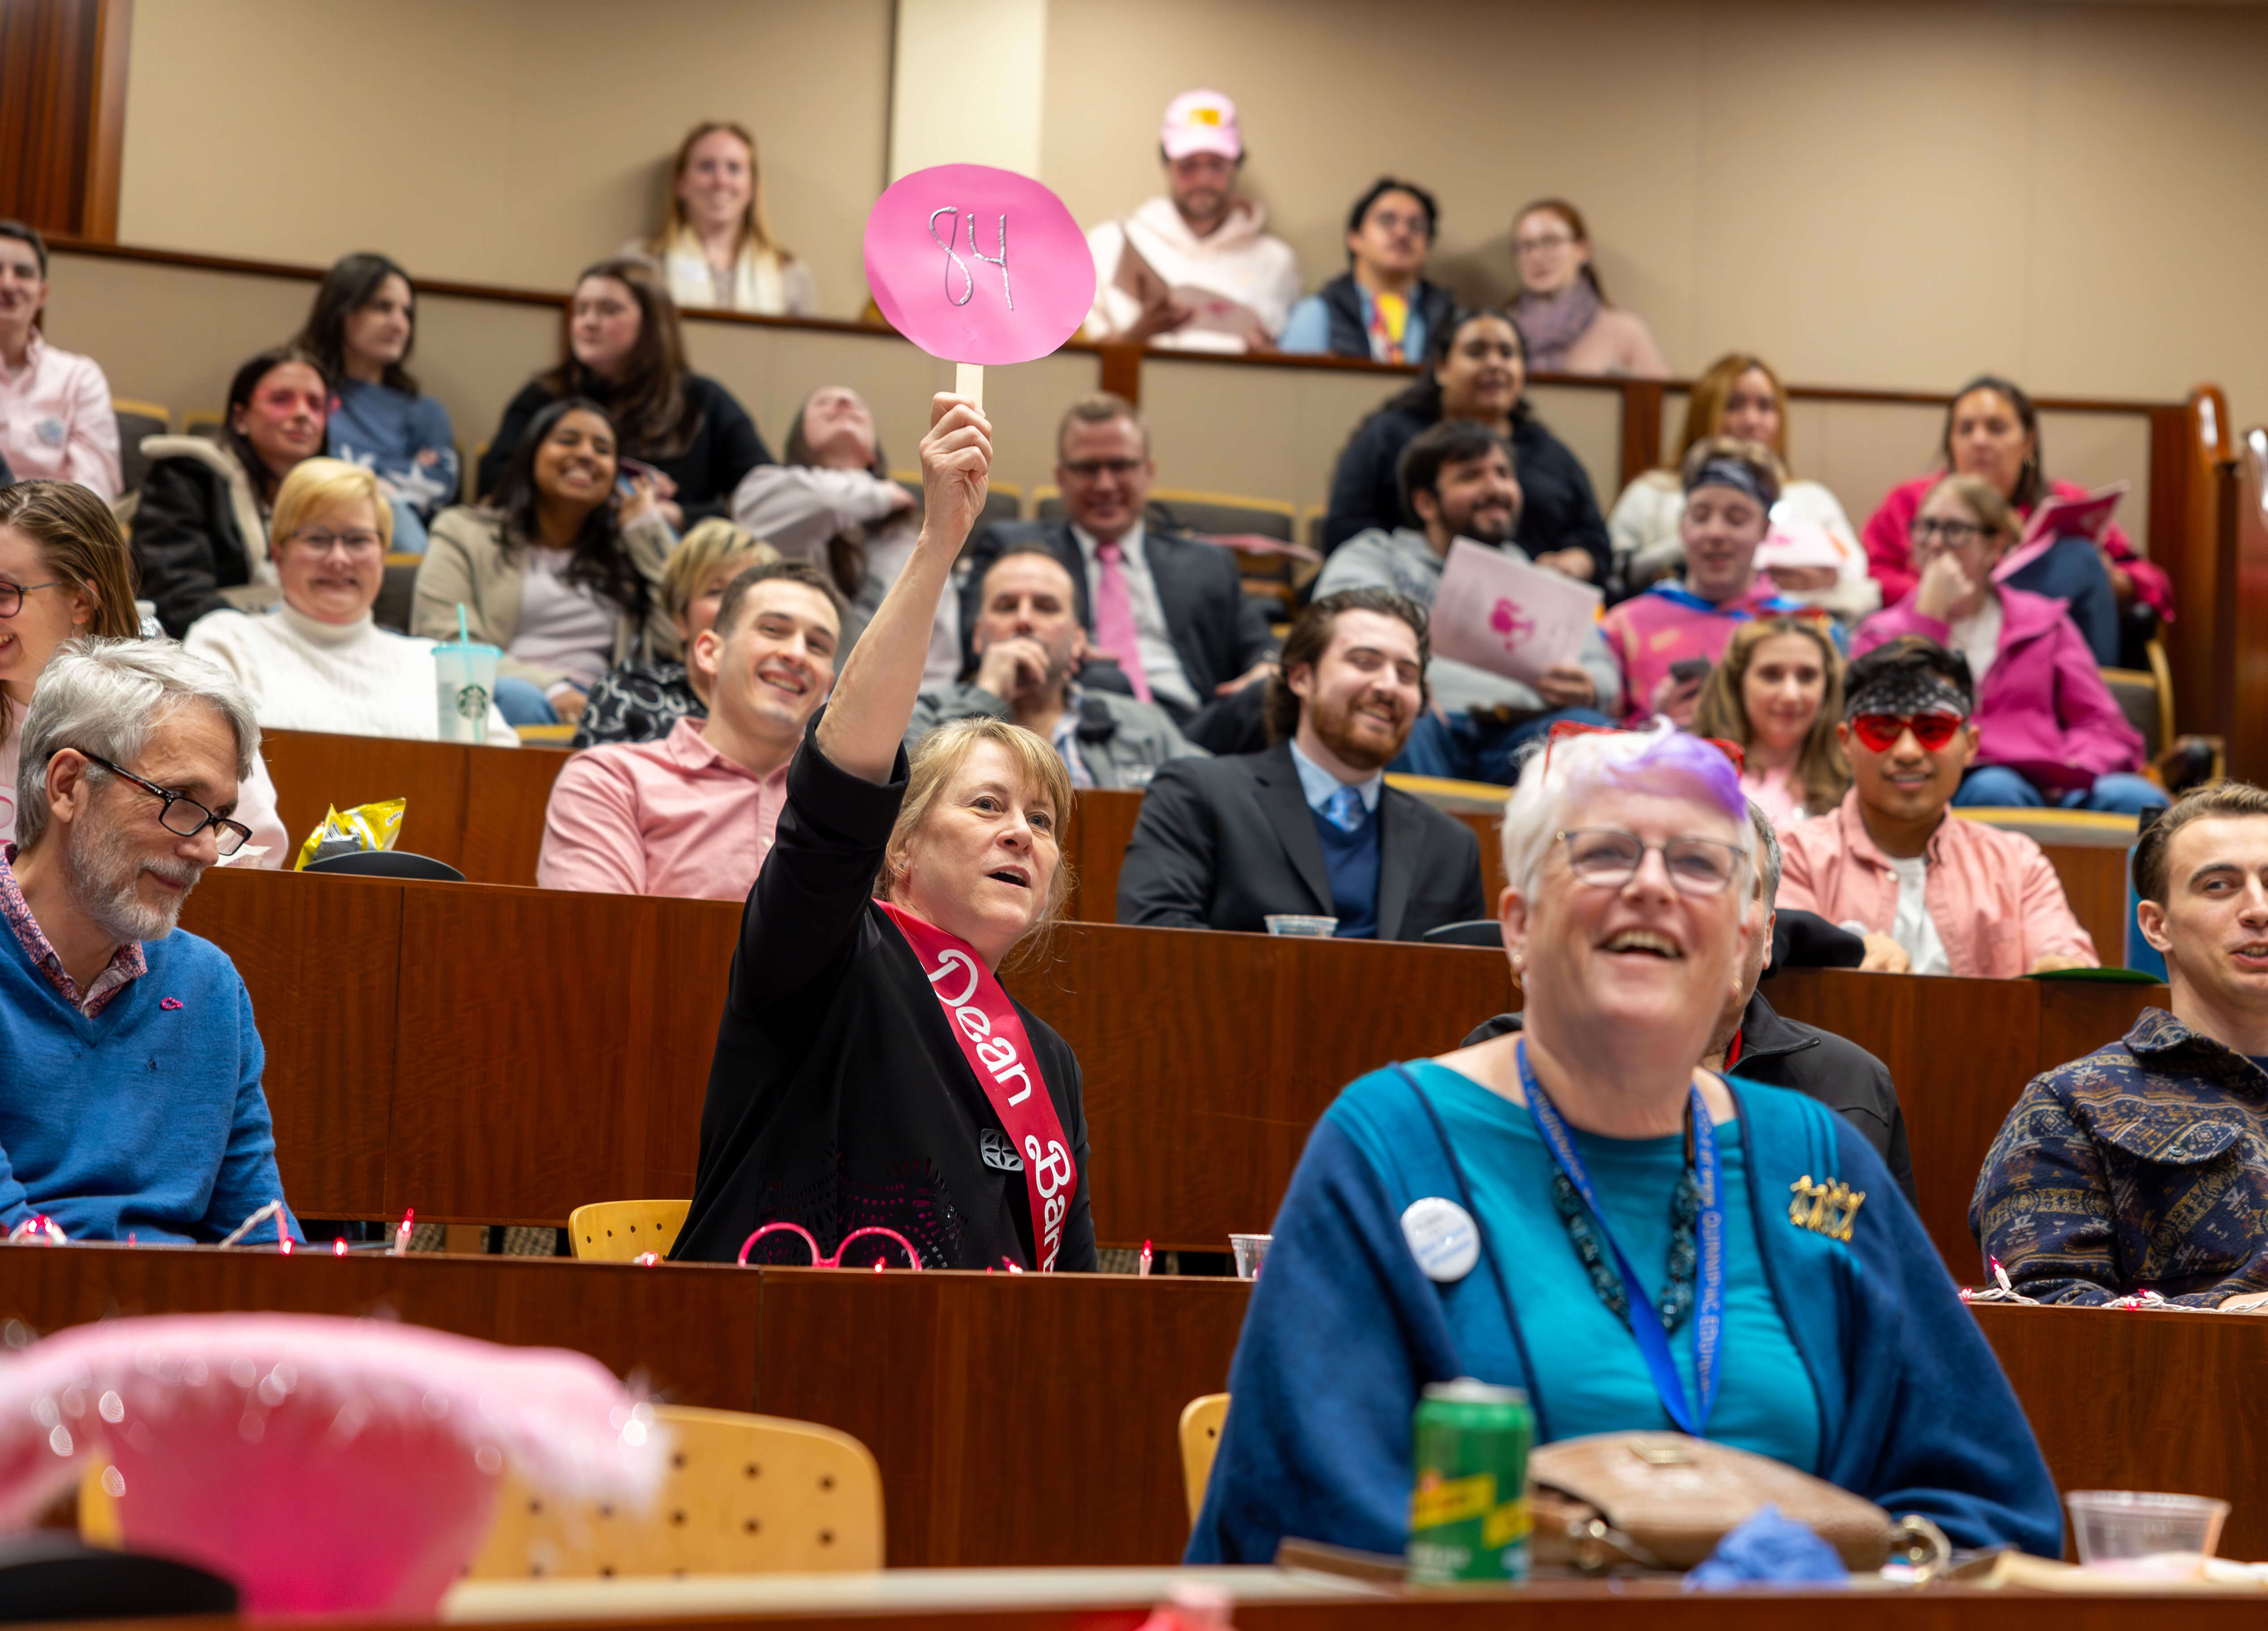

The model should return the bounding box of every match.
[538,560,841,898]
[1116,588,1484,940]
[0,637,298,1243]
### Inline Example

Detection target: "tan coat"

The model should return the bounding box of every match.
[414,505,676,690]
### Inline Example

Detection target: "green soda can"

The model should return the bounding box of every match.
[1406,1377,1534,1583]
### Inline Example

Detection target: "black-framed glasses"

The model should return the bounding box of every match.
[0,579,61,618]
[1912,517,1988,548]
[79,753,253,855]
[1556,828,1748,897]
[1061,458,1143,480]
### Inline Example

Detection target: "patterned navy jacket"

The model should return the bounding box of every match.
[1972,1008,2268,1306]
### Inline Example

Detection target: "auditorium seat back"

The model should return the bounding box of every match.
[375,554,420,633]
[568,1199,691,1261]
[467,1405,884,1578]
[110,399,168,494]
[2100,652,2174,761]
[1178,1393,1229,1524]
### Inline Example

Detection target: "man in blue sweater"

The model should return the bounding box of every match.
[0,636,298,1243]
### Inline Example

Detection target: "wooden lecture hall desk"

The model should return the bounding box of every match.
[174,864,2159,1277]
[2,1247,2264,1570]
[254,730,2136,957]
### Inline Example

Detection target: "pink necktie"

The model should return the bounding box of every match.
[1092,540,1153,703]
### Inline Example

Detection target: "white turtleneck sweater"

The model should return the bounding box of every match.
[183,603,518,744]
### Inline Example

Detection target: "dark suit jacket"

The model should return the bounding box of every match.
[960,518,1277,703]
[1116,741,1485,942]
[1461,993,1917,1205]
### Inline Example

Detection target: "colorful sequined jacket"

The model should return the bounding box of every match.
[1971,1008,2268,1306]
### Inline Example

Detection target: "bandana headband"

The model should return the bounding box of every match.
[1684,456,1771,508]
[1846,670,1969,723]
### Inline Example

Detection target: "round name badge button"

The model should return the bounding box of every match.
[1401,1196,1480,1283]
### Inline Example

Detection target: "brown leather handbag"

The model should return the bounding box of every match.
[1527,1432,1926,1572]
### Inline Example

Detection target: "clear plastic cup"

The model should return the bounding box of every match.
[1265,914,1338,938]
[1229,1234,1271,1280]
[2066,1491,2230,1563]
[431,642,502,745]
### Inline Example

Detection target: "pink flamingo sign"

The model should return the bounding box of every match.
[864,163,1095,406]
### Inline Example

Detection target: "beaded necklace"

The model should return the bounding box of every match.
[1547,1115,1703,1333]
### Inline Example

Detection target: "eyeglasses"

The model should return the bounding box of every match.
[288,528,384,557]
[0,579,61,619]
[1366,209,1431,236]
[1911,517,1989,548]
[79,752,253,855]
[1515,233,1576,254]
[736,1222,924,1271]
[1061,458,1143,480]
[1557,828,1748,897]
[1849,710,1965,754]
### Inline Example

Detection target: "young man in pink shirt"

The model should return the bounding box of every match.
[536,561,841,899]
[0,222,121,501]
[1776,637,2095,978]
[1599,437,1811,726]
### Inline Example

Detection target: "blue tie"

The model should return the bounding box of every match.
[1325,785,1366,834]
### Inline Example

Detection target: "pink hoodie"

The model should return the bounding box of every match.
[1852,584,2144,790]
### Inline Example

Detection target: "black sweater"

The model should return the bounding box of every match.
[1321,401,1612,583]
[670,727,1097,1272]
[131,454,257,638]
[476,374,772,522]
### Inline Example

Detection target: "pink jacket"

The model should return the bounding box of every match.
[1860,474,2172,622]
[1599,580,1805,723]
[1853,584,2144,790]
[536,716,788,899]
[1776,790,2096,978]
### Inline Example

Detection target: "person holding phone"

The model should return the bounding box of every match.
[417,398,674,729]
[1600,438,1816,727]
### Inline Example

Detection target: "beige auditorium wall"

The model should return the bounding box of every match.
[1040,0,2268,434]
[114,0,891,315]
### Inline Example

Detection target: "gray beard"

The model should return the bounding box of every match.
[65,816,202,946]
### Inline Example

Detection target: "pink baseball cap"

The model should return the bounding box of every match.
[1161,89,1243,161]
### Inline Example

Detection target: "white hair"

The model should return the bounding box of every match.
[1747,798,1783,906]
[15,638,261,851]
[1497,721,1756,897]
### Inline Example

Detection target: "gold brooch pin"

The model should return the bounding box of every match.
[1788,1175,1865,1243]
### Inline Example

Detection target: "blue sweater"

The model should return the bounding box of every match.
[1187,1063,2061,1563]
[0,925,299,1244]
[328,379,459,521]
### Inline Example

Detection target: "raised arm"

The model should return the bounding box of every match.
[815,393,991,783]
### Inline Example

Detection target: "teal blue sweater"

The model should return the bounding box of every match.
[0,924,299,1243]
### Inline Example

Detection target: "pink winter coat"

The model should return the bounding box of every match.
[1851,585,2144,791]
[1860,474,2173,623]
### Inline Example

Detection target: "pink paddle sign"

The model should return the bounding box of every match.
[864,164,1095,369]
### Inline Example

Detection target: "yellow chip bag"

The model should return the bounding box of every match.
[292,799,407,871]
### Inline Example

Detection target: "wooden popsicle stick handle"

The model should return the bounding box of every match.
[956,362,984,411]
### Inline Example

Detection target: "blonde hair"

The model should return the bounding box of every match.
[879,718,1076,963]
[1693,616,1851,817]
[270,458,392,553]
[660,518,777,625]
[1922,472,2020,549]
[1678,353,1790,467]
[655,121,789,263]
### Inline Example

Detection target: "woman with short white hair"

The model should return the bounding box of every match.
[1188,722,2059,1567]
[185,459,514,743]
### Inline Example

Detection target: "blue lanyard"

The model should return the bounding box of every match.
[1516,1039,1724,1436]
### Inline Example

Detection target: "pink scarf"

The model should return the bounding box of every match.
[1511,280,1602,372]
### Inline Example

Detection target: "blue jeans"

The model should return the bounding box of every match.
[1953,763,2167,815]
[2002,533,2118,666]
[387,496,429,556]
[493,676,560,727]
[1392,706,1615,785]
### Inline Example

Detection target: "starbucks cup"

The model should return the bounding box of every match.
[431,642,502,745]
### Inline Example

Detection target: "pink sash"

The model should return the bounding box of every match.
[878,902,1077,1271]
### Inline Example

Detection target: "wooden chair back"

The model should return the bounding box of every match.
[1178,1392,1229,1524]
[568,1199,692,1261]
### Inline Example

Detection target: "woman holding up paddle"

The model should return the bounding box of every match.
[671,392,1094,1273]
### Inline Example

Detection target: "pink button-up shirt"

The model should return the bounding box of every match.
[1775,790,2096,978]
[536,716,790,900]
[0,333,121,499]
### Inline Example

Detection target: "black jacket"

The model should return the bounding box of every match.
[959,518,1278,715]
[1116,740,1485,941]
[130,443,262,638]
[672,726,1096,1272]
[477,375,772,521]
[1315,273,1458,362]
[1461,993,1917,1204]
[1321,401,1611,582]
